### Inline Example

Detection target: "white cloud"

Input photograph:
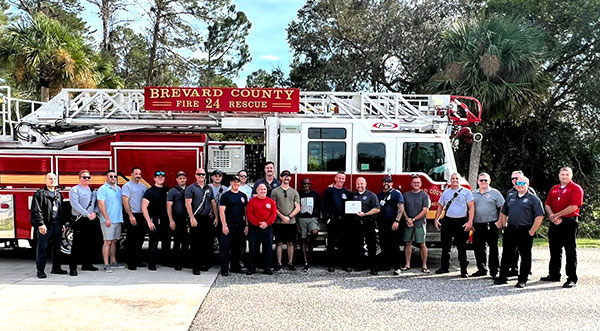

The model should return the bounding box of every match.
[259,54,281,61]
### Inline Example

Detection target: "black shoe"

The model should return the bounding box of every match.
[508,268,518,277]
[435,268,449,275]
[342,267,352,273]
[193,268,200,275]
[246,269,256,275]
[563,280,576,288]
[127,265,137,271]
[220,270,229,277]
[490,274,497,280]
[274,264,282,272]
[69,269,78,276]
[471,270,487,277]
[540,275,561,282]
[287,264,296,271]
[263,269,273,275]
[354,266,367,272]
[148,265,157,271]
[461,272,469,278]
[303,264,310,272]
[515,282,526,288]
[327,267,335,273]
[82,265,98,271]
[174,265,182,271]
[494,278,508,285]
[370,270,378,276]
[51,269,68,275]
[37,271,47,279]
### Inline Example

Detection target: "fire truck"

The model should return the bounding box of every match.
[0,86,481,248]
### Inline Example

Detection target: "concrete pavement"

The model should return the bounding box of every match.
[0,252,217,331]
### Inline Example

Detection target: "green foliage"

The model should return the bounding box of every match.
[246,68,288,88]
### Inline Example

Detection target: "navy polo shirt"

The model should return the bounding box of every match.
[501,192,544,227]
[377,189,403,221]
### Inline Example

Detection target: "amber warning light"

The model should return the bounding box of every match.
[144,87,300,113]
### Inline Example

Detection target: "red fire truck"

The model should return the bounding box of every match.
[0,86,481,248]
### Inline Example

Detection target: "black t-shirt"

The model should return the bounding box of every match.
[220,190,248,227]
[298,190,320,218]
[167,186,187,219]
[143,186,169,219]
[323,186,349,219]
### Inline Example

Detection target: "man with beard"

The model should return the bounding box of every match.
[167,171,189,271]
[142,170,170,270]
[68,170,99,275]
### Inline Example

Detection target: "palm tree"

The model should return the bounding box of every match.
[0,13,98,101]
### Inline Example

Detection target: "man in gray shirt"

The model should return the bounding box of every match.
[471,172,505,279]
[68,170,99,275]
[122,167,147,270]
[402,175,431,274]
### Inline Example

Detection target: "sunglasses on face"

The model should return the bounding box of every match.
[108,175,117,179]
[155,171,165,176]
[302,182,310,185]
[479,179,488,182]
[516,181,527,186]
[82,176,91,180]
[239,175,247,178]
[196,173,206,176]
[213,174,222,177]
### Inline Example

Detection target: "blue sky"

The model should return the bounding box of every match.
[81,0,306,87]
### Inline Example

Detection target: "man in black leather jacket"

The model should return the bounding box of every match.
[31,173,67,278]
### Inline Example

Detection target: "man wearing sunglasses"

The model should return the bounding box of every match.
[219,175,248,276]
[97,170,124,273]
[542,167,584,288]
[377,175,404,275]
[471,172,504,279]
[122,167,147,271]
[236,170,253,201]
[167,171,189,271]
[142,170,170,270]
[271,170,300,271]
[297,178,321,272]
[68,170,99,275]
[185,168,217,275]
[494,175,544,288]
[349,177,380,275]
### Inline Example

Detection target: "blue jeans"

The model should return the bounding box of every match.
[247,225,273,271]
[36,221,62,272]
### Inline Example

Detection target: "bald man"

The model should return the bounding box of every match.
[349,177,380,275]
[31,173,67,278]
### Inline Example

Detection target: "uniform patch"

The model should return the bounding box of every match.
[380,200,386,206]
[241,197,245,203]
[485,194,491,198]
[523,198,529,203]
[341,193,347,199]
[362,196,367,201]
[266,203,271,209]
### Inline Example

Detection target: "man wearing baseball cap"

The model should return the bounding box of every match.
[271,170,300,271]
[219,175,248,276]
[142,170,170,270]
[167,171,189,270]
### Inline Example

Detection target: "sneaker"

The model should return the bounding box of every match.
[148,264,157,271]
[274,264,282,272]
[263,268,273,275]
[220,269,229,277]
[303,264,309,272]
[37,271,47,279]
[127,265,137,271]
[192,268,200,275]
[69,269,78,276]
[435,268,449,275]
[393,269,401,276]
[563,280,576,288]
[515,282,526,288]
[287,264,296,271]
[103,264,113,273]
[174,265,182,271]
[110,263,126,269]
[493,278,507,285]
[471,269,487,277]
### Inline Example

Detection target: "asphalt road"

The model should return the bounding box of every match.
[191,247,600,331]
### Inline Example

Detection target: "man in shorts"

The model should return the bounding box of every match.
[297,178,321,272]
[402,175,431,273]
[97,170,124,273]
[271,170,300,271]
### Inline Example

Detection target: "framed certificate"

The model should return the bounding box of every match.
[345,201,362,214]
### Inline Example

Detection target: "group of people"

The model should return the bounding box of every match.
[31,163,583,289]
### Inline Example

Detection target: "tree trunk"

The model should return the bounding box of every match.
[40,86,50,102]
[101,0,110,52]
[468,137,482,189]
[146,0,163,86]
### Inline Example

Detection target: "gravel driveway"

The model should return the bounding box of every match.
[191,247,600,331]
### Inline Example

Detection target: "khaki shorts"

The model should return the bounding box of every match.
[297,217,319,239]
[403,225,426,243]
[100,222,122,240]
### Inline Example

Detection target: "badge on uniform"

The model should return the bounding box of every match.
[341,193,347,199]
[241,197,245,203]
[380,200,386,206]
[362,196,367,201]
[523,198,529,203]
[266,203,271,209]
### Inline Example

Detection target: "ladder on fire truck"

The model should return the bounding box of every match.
[0,87,481,148]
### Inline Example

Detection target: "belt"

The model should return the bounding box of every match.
[507,224,532,229]
[561,216,578,221]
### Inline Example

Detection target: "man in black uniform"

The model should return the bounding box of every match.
[219,175,248,276]
[494,175,544,288]
[252,161,281,198]
[322,171,349,272]
[376,175,404,275]
[185,168,217,275]
[142,170,170,270]
[31,173,67,278]
[350,177,380,275]
[167,171,189,271]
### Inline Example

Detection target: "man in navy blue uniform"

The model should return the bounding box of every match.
[494,175,544,288]
[376,175,404,275]
[322,171,349,272]
[350,177,380,275]
[219,175,248,276]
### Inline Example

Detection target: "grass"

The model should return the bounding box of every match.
[532,238,600,248]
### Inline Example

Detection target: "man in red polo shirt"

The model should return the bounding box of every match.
[542,167,584,288]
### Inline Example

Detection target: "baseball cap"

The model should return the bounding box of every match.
[230,175,241,182]
[382,175,393,182]
[280,170,292,177]
[211,169,223,176]
[176,171,187,178]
